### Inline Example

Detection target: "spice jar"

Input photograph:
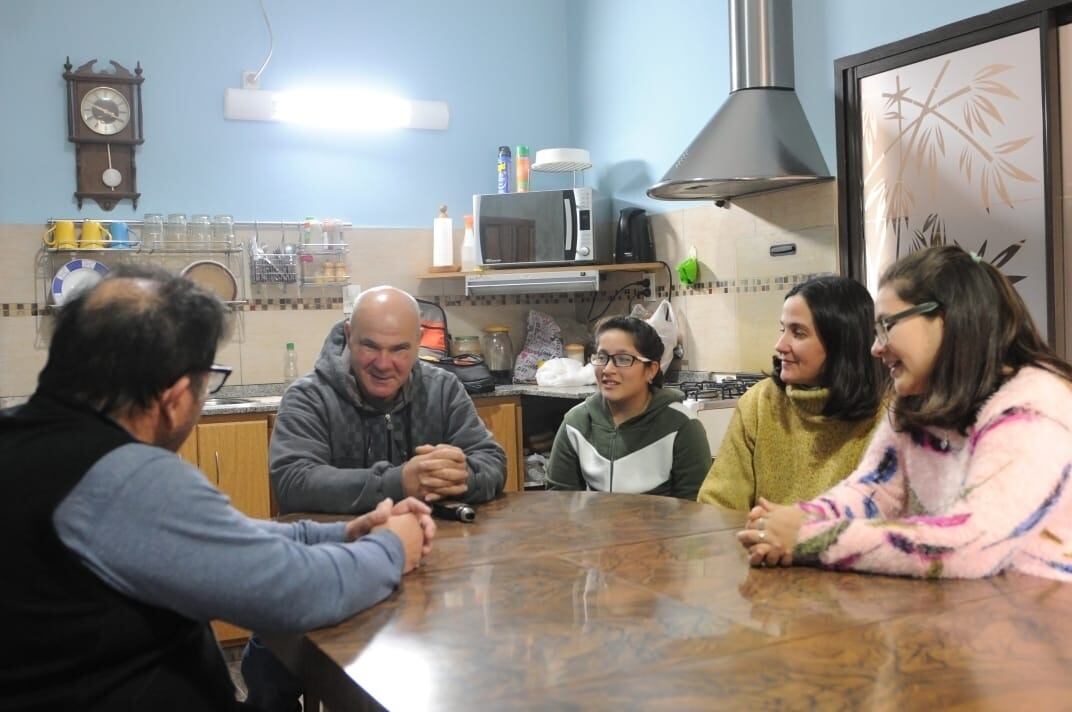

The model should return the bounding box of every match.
[564,343,586,364]
[451,335,483,357]
[483,325,515,385]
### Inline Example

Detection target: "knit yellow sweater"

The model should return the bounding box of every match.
[696,378,885,511]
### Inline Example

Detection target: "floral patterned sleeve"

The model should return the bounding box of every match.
[793,407,1072,579]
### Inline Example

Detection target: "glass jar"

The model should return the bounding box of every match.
[564,343,585,364]
[483,325,515,385]
[451,335,483,357]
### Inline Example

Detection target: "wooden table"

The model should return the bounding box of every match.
[264,492,1072,710]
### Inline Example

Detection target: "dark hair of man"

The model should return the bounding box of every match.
[881,245,1072,433]
[595,315,666,388]
[771,274,885,420]
[37,264,228,416]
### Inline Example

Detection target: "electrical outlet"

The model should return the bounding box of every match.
[642,272,657,301]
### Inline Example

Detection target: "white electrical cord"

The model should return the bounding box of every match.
[251,0,275,84]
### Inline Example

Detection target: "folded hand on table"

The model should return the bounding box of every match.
[736,497,806,568]
[346,497,438,569]
[403,444,469,502]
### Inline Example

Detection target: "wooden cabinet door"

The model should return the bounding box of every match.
[476,399,523,493]
[197,420,271,519]
[197,418,270,645]
[176,432,200,474]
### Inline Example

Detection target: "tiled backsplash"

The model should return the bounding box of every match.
[0,182,838,396]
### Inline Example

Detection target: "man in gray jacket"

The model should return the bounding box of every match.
[271,286,506,514]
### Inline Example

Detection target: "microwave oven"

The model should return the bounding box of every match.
[472,188,611,268]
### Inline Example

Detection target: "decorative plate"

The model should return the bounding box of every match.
[181,260,238,302]
[50,259,110,306]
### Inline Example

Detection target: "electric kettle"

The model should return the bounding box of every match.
[615,208,655,263]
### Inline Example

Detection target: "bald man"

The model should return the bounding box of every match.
[270,286,506,514]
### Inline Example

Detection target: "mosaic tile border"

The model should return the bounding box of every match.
[0,274,824,316]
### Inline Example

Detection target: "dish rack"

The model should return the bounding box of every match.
[250,252,298,284]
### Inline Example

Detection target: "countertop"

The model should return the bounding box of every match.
[1,381,737,416]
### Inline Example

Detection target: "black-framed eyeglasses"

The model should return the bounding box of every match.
[205,364,232,394]
[590,351,653,368]
[874,301,941,346]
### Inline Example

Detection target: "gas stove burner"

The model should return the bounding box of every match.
[674,373,763,401]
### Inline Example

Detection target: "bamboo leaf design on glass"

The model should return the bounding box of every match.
[863,56,1037,286]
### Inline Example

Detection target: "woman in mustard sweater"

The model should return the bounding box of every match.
[697,275,886,511]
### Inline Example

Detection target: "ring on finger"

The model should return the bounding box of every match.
[759,531,766,541]
[757,517,766,531]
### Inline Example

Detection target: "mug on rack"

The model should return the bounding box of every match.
[80,220,112,249]
[43,220,77,250]
[109,222,133,249]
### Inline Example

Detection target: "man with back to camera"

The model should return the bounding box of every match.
[0,266,435,712]
[270,285,506,514]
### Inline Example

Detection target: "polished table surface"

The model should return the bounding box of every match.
[264,492,1072,711]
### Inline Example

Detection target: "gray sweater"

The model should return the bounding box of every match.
[271,321,506,514]
[54,442,404,634]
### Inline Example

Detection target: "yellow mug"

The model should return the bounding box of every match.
[80,220,112,249]
[43,220,77,250]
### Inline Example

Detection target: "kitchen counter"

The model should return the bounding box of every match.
[1,382,738,415]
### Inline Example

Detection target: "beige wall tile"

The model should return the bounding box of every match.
[240,309,342,384]
[736,291,785,374]
[741,181,838,235]
[682,204,740,283]
[347,228,430,295]
[0,317,48,397]
[676,291,739,372]
[736,225,838,281]
[1,226,46,304]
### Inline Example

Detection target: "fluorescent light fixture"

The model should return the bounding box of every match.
[465,271,601,296]
[224,87,449,130]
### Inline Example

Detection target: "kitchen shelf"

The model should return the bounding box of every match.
[417,261,663,280]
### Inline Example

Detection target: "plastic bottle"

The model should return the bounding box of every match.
[497,146,512,194]
[515,145,530,193]
[284,342,299,385]
[460,214,478,272]
[300,217,322,246]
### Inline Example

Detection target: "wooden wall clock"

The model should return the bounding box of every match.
[63,57,144,211]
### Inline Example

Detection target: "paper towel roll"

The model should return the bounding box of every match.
[433,206,454,267]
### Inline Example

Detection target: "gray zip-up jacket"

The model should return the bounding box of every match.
[271,321,506,514]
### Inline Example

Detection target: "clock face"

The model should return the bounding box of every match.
[79,86,131,135]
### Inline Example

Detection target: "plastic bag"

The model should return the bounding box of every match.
[646,300,678,373]
[535,357,597,387]
[513,310,563,383]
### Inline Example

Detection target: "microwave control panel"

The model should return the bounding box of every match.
[573,188,593,259]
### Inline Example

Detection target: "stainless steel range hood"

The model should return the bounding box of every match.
[647,0,831,202]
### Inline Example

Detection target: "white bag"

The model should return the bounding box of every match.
[646,300,678,373]
[535,358,597,387]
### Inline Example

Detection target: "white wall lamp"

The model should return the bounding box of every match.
[223,1,449,131]
[224,84,450,130]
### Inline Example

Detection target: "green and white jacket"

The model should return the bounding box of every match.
[545,388,712,500]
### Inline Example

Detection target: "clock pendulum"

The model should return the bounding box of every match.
[102,144,122,189]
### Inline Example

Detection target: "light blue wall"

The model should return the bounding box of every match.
[0,0,572,226]
[0,0,1019,226]
[569,0,1013,216]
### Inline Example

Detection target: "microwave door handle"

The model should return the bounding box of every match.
[561,193,578,257]
[563,198,574,252]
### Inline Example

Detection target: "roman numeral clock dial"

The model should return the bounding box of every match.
[63,58,145,211]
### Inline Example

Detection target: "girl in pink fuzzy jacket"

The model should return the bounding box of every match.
[739,246,1072,579]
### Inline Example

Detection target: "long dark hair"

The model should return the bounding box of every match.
[38,264,228,415]
[881,245,1072,433]
[771,275,885,420]
[595,315,665,388]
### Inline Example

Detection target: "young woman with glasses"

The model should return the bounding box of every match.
[544,316,711,500]
[740,246,1072,580]
[697,275,887,511]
